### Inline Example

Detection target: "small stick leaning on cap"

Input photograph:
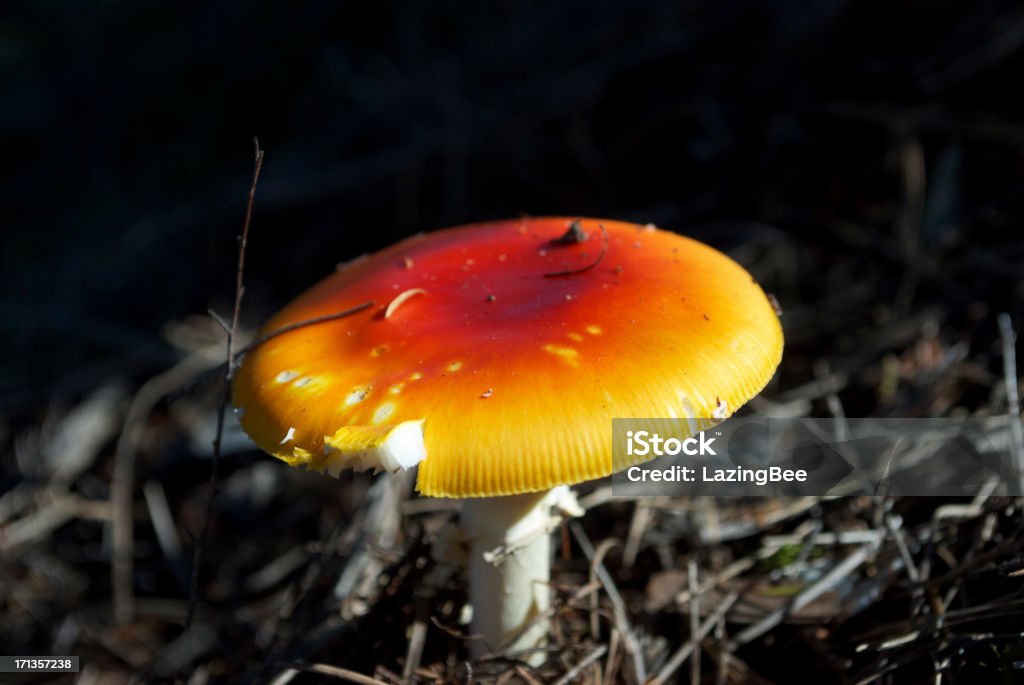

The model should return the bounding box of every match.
[231,217,784,665]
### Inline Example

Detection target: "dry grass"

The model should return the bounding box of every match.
[3,207,1023,684]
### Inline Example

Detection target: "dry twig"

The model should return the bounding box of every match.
[185,138,264,630]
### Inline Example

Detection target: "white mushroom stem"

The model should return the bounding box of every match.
[461,486,573,665]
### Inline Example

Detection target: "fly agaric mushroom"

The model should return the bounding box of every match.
[232,217,783,663]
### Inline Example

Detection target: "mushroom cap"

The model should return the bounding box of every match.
[232,218,783,497]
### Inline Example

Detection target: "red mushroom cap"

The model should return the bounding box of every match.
[232,218,783,497]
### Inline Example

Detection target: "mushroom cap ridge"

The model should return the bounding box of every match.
[232,217,783,497]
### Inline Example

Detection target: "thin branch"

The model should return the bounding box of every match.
[173,302,377,403]
[237,303,375,362]
[186,138,264,629]
[401,616,428,685]
[112,352,212,623]
[552,645,608,685]
[228,140,264,375]
[207,308,231,335]
[729,543,877,650]
[569,522,646,684]
[274,662,391,685]
[649,592,739,685]
[689,558,701,685]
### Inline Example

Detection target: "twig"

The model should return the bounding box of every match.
[688,559,700,685]
[590,539,618,641]
[236,302,376,363]
[230,140,263,356]
[576,485,614,511]
[694,497,822,544]
[46,384,126,486]
[648,592,739,685]
[997,313,1024,496]
[207,308,231,334]
[274,662,390,685]
[622,501,651,568]
[815,360,877,496]
[401,617,427,685]
[243,545,308,594]
[511,665,544,685]
[552,645,608,685]
[333,470,409,612]
[569,522,646,684]
[674,557,755,605]
[728,544,877,649]
[713,600,731,685]
[111,352,212,623]
[186,138,264,630]
[143,480,188,594]
[884,514,919,583]
[604,629,622,685]
[429,616,485,646]
[0,493,110,552]
[176,302,377,399]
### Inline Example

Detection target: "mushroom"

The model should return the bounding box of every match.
[231,217,783,663]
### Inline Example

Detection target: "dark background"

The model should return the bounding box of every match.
[3,0,1022,413]
[2,2,1024,682]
